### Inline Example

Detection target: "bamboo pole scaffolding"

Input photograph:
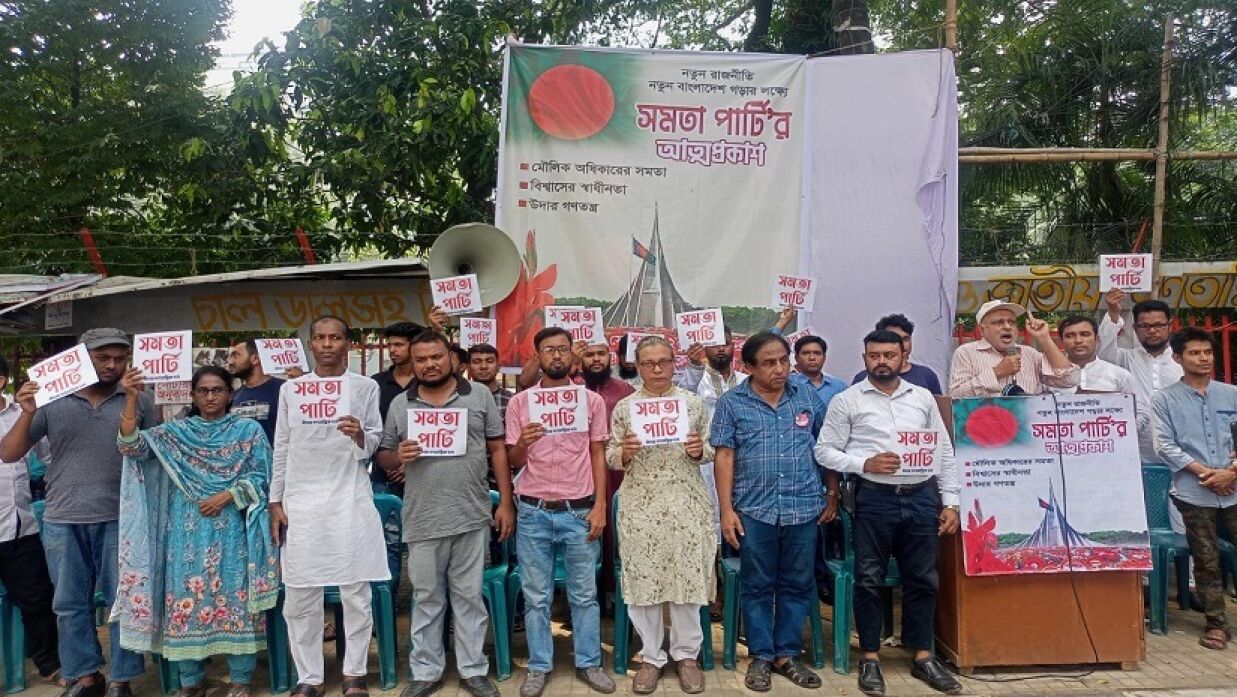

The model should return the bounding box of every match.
[1150,16,1175,289]
[959,148,1237,163]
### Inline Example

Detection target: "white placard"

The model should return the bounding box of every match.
[771,274,817,311]
[545,306,606,345]
[1098,254,1153,293]
[675,309,726,348]
[132,331,193,383]
[630,397,690,445]
[407,407,468,456]
[154,381,193,405]
[783,326,816,348]
[29,344,99,407]
[891,428,942,476]
[286,376,351,427]
[527,385,589,434]
[256,338,310,374]
[625,331,658,363]
[44,301,73,330]
[459,318,497,350]
[431,274,483,315]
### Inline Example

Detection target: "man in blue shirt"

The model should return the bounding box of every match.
[852,314,943,395]
[788,335,847,407]
[711,332,837,692]
[1151,326,1237,651]
[228,339,287,444]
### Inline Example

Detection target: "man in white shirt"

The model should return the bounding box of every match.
[0,356,60,683]
[815,330,961,697]
[1053,316,1150,434]
[1098,290,1182,461]
[270,316,389,697]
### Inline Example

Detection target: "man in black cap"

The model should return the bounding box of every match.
[0,328,155,697]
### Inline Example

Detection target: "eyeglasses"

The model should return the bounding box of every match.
[193,387,229,396]
[1134,322,1170,331]
[539,345,572,355]
[638,359,675,371]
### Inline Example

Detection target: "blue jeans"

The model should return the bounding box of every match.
[515,501,601,672]
[852,483,940,652]
[738,514,817,662]
[177,654,257,687]
[41,521,145,682]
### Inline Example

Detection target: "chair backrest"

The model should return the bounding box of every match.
[1141,464,1174,531]
[32,499,45,528]
[611,492,620,563]
[839,509,855,564]
[372,493,403,582]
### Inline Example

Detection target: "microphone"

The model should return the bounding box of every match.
[1001,344,1026,396]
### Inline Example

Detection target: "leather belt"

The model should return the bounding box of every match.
[858,477,936,496]
[517,494,595,511]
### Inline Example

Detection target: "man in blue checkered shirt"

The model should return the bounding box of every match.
[711,332,838,693]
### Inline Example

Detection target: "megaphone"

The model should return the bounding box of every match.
[428,223,522,307]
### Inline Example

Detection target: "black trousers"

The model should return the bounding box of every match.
[0,532,60,676]
[852,483,940,653]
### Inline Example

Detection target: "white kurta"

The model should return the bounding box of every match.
[271,371,391,587]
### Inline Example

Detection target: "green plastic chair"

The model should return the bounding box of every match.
[720,553,826,671]
[0,580,24,694]
[1141,465,1237,633]
[608,493,714,675]
[405,491,513,681]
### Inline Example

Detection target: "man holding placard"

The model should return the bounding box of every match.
[711,332,831,692]
[0,328,152,697]
[816,330,960,696]
[505,327,613,697]
[374,331,512,697]
[1099,291,1182,460]
[270,316,388,697]
[606,336,714,694]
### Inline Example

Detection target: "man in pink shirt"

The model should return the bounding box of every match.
[506,327,614,697]
[949,300,1078,397]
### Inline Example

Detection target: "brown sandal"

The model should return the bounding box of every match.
[1200,627,1230,650]
[341,676,368,697]
[290,683,323,697]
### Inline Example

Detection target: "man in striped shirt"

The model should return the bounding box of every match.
[948,300,1078,398]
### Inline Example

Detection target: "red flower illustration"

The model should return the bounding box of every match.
[963,500,1013,574]
[496,230,557,367]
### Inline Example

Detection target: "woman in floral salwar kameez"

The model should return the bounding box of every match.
[114,366,279,697]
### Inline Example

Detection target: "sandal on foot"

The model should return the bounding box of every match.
[291,684,323,697]
[744,659,772,693]
[1200,627,1230,650]
[341,676,369,697]
[772,657,822,688]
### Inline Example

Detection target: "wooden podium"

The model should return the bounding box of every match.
[929,396,1145,670]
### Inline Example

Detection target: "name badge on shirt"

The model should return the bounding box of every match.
[795,411,810,428]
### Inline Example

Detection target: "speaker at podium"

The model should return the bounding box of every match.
[428,223,521,307]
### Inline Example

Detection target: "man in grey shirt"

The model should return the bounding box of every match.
[0,329,154,697]
[375,331,514,697]
[1151,326,1237,651]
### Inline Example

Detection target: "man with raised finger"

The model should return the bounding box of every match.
[376,331,513,697]
[948,300,1077,398]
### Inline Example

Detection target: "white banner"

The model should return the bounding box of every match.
[459,318,497,349]
[286,377,350,427]
[133,330,193,383]
[800,50,958,382]
[30,344,98,407]
[256,338,310,375]
[528,385,588,434]
[630,397,689,445]
[1098,254,1153,293]
[431,274,483,315]
[407,408,468,456]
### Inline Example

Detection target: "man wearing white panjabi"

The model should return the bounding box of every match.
[270,316,390,697]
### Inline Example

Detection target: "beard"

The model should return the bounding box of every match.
[1141,337,1169,354]
[417,372,452,389]
[543,363,571,380]
[868,367,899,385]
[618,364,638,380]
[581,365,611,389]
[231,364,253,381]
[708,353,732,372]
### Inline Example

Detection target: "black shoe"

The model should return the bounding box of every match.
[104,683,133,697]
[459,676,498,697]
[857,659,885,697]
[399,680,442,697]
[911,657,962,694]
[60,676,105,697]
[744,659,772,693]
[772,658,821,688]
